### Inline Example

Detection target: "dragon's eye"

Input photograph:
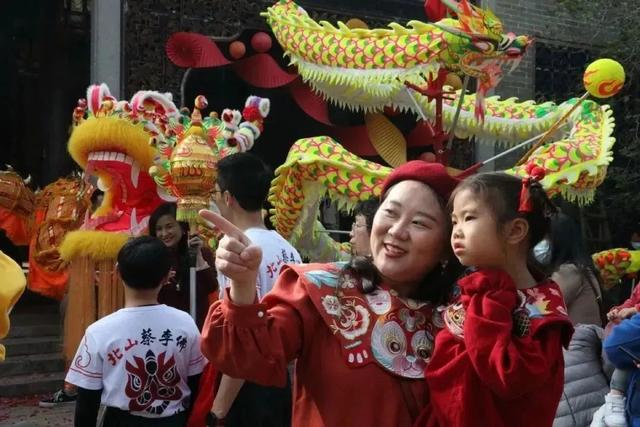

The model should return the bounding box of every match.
[498,32,517,51]
[472,40,495,53]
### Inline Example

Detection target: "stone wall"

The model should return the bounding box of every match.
[479,0,612,169]
[489,0,608,100]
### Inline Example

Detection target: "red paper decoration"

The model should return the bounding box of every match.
[166,32,230,68]
[229,41,246,60]
[251,32,273,53]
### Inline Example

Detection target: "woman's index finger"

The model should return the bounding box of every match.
[199,209,251,245]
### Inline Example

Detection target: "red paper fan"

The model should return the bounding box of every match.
[166,32,230,68]
[407,121,439,147]
[232,54,298,88]
[332,126,379,157]
[289,80,332,126]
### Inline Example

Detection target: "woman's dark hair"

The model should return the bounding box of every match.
[354,198,380,232]
[450,172,558,276]
[340,184,460,305]
[547,212,603,287]
[148,203,190,286]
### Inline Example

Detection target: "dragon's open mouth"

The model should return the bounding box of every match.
[84,150,166,234]
[66,84,181,238]
[87,150,142,191]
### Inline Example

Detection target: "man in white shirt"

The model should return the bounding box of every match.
[65,236,205,426]
[211,152,300,426]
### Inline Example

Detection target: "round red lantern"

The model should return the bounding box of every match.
[229,41,246,60]
[251,32,272,53]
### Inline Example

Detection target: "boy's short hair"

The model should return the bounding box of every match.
[217,152,273,212]
[117,236,171,289]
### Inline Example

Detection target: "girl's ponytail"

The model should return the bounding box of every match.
[523,181,558,248]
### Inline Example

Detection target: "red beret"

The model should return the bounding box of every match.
[381,161,460,200]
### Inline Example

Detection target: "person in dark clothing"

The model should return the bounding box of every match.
[149,202,218,328]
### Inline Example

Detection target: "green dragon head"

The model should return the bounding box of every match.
[438,0,531,118]
[264,0,531,119]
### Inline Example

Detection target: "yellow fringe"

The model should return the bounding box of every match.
[67,116,156,170]
[60,231,130,262]
[0,251,26,361]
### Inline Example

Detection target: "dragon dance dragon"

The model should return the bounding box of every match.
[593,248,640,289]
[0,169,92,300]
[263,0,617,260]
[0,83,270,300]
[60,84,270,261]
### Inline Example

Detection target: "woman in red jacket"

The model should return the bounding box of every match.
[197,161,462,427]
[420,172,574,427]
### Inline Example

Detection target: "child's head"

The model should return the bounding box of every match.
[117,236,171,290]
[449,172,555,268]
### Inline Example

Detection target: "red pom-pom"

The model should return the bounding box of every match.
[525,162,536,175]
[530,166,546,181]
[424,0,448,22]
[242,105,262,122]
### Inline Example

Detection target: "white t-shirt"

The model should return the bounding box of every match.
[218,228,302,299]
[65,304,205,418]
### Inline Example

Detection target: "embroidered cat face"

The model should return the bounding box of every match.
[370,311,433,378]
[365,289,392,315]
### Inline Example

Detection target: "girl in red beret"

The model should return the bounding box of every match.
[418,172,574,427]
[193,161,463,427]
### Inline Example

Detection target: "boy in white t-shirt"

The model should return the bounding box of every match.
[209,152,299,426]
[65,236,205,427]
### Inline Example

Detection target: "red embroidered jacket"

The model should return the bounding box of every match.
[200,262,442,427]
[418,269,573,427]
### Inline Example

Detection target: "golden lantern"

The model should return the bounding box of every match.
[165,96,217,224]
